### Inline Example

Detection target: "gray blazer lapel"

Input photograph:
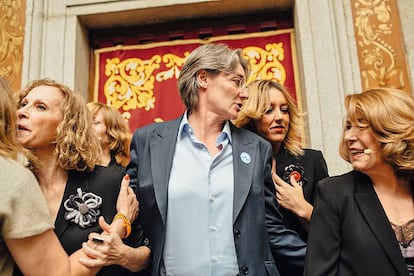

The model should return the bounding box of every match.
[354,173,408,275]
[231,126,256,223]
[150,118,181,225]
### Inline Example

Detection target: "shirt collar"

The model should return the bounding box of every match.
[178,111,232,144]
[178,110,191,138]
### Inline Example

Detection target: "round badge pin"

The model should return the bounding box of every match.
[240,152,251,164]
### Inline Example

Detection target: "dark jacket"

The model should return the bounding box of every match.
[127,117,307,276]
[305,170,410,276]
[275,147,329,241]
[56,166,145,276]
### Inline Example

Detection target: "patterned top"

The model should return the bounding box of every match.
[391,218,414,275]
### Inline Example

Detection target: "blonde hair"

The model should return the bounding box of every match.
[339,87,414,176]
[0,76,37,166]
[87,102,131,167]
[17,79,101,171]
[233,79,304,156]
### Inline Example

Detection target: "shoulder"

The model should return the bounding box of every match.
[302,148,325,160]
[0,157,38,189]
[231,124,271,147]
[301,148,328,173]
[91,165,123,181]
[72,165,123,190]
[108,159,126,173]
[132,117,182,136]
[0,156,32,174]
[316,171,356,194]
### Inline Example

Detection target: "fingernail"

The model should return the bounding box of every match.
[125,174,130,180]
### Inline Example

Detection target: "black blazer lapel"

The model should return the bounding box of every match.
[54,171,88,238]
[354,172,408,276]
[231,126,256,223]
[150,118,181,225]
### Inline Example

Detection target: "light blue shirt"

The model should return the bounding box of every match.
[163,114,239,276]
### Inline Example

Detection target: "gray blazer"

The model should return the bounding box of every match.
[127,116,306,276]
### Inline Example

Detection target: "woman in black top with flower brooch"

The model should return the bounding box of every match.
[234,80,328,274]
[15,78,150,275]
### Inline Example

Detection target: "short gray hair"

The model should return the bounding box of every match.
[177,43,250,112]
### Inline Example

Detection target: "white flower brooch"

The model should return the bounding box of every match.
[64,187,102,228]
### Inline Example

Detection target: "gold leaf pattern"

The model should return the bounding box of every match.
[0,0,25,91]
[244,43,286,84]
[352,0,410,90]
[103,44,286,111]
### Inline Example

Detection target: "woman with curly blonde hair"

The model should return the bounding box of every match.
[17,79,101,171]
[0,76,73,275]
[305,87,414,276]
[233,80,329,249]
[87,102,131,170]
[15,78,150,275]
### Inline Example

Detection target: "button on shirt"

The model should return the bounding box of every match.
[163,115,239,276]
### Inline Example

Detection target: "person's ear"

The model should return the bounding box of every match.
[196,69,208,89]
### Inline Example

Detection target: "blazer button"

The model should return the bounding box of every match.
[234,229,241,238]
[241,266,249,275]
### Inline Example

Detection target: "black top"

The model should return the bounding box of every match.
[305,171,411,276]
[14,165,146,276]
[59,166,146,275]
[108,154,126,173]
[275,147,329,241]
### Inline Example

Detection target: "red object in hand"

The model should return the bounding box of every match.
[290,171,301,181]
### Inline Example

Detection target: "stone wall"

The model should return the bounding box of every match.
[19,0,413,175]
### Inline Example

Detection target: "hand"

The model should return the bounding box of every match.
[272,170,313,220]
[79,217,127,268]
[116,174,139,223]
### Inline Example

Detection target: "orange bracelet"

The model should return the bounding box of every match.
[113,213,131,239]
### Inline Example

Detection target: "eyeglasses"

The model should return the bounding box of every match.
[217,69,247,90]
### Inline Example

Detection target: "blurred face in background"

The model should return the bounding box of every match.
[92,109,110,148]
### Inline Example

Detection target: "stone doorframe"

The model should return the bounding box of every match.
[21,0,413,175]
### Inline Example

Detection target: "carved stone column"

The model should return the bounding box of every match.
[0,0,26,92]
[351,0,411,92]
